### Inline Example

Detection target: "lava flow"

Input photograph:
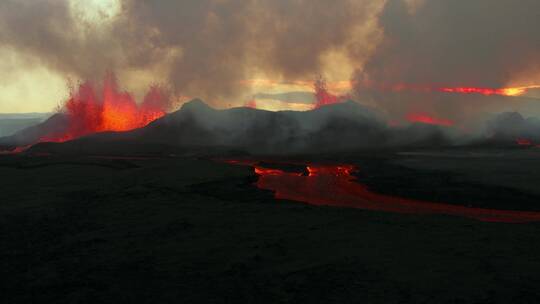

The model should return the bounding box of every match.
[42,73,169,143]
[229,160,540,223]
[438,85,540,97]
[516,138,533,146]
[515,138,540,148]
[371,83,540,97]
[406,113,455,127]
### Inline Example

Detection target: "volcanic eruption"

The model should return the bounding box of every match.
[313,76,349,109]
[44,73,170,142]
[0,73,171,150]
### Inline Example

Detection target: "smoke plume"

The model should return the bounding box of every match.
[2,0,540,127]
[353,0,540,123]
[0,0,380,105]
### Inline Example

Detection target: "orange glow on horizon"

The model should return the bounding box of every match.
[241,78,540,98]
[380,83,540,97]
[438,85,540,97]
[406,113,454,127]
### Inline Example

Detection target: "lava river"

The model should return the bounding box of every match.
[227,160,540,223]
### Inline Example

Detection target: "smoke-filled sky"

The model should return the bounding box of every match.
[0,0,539,118]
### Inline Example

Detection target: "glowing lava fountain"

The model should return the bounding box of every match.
[313,77,349,109]
[42,73,169,143]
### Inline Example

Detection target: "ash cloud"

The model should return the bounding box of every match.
[3,0,540,131]
[0,0,379,105]
[484,112,540,144]
[112,0,380,103]
[353,0,540,123]
[0,1,122,81]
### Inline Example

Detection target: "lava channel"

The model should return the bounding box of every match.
[229,160,540,223]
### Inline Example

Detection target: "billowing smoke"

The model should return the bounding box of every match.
[353,0,540,124]
[484,112,540,145]
[0,1,120,81]
[0,0,380,105]
[1,0,540,145]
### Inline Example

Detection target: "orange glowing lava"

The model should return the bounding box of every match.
[245,99,257,109]
[238,161,540,223]
[406,113,455,127]
[514,138,540,148]
[43,73,169,143]
[437,85,540,97]
[373,83,540,97]
[313,77,349,109]
[516,138,534,146]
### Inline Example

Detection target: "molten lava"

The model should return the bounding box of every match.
[313,77,349,109]
[406,113,455,127]
[437,86,539,97]
[515,138,540,147]
[226,160,540,223]
[371,83,540,97]
[516,138,533,146]
[43,73,169,143]
[0,145,32,155]
[245,99,257,109]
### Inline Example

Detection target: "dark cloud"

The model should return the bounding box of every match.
[0,0,378,105]
[0,0,122,81]
[357,0,540,87]
[117,0,377,103]
[3,0,539,122]
[353,0,540,122]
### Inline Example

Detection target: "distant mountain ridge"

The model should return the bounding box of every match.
[0,113,51,119]
[0,113,68,148]
[19,99,454,155]
[0,113,52,138]
[2,99,535,155]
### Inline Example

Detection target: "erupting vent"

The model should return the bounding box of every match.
[42,73,169,143]
[313,77,349,109]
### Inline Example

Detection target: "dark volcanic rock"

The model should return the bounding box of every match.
[0,113,68,150]
[24,99,457,155]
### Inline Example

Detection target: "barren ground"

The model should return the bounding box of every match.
[2,150,540,303]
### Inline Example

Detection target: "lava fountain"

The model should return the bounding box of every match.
[313,77,349,109]
[42,73,169,143]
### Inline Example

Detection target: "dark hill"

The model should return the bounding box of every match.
[22,99,456,155]
[0,113,68,150]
